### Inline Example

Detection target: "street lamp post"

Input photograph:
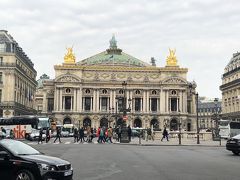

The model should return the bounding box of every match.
[214,98,221,146]
[178,118,182,145]
[120,81,131,143]
[189,82,200,144]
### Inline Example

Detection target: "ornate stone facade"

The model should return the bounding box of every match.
[36,36,198,131]
[0,30,37,117]
[220,52,240,121]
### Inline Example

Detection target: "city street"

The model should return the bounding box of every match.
[28,138,239,180]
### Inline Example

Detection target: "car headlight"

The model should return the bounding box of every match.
[38,163,56,171]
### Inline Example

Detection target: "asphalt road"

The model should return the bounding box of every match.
[29,138,239,180]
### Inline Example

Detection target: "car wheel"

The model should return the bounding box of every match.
[15,169,35,180]
[232,151,240,155]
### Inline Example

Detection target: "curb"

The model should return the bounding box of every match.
[113,142,225,147]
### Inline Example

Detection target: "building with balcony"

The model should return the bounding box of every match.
[36,35,198,131]
[220,52,240,121]
[198,97,222,130]
[0,30,37,117]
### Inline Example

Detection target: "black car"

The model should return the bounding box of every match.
[0,139,73,180]
[226,134,240,155]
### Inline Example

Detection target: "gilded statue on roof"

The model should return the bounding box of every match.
[64,47,76,64]
[166,48,177,66]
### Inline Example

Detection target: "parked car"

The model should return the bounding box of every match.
[226,134,240,155]
[0,139,73,180]
[25,129,46,141]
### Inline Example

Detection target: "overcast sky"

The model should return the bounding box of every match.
[1,0,239,99]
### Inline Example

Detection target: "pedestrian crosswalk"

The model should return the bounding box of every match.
[27,141,98,145]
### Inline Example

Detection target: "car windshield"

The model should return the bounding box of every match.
[232,134,240,139]
[0,139,40,155]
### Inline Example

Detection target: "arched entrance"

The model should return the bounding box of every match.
[170,118,178,131]
[134,118,142,128]
[83,118,91,127]
[150,119,159,130]
[63,117,72,124]
[100,118,108,128]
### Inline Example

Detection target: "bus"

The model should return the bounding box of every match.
[0,116,50,139]
[219,120,240,139]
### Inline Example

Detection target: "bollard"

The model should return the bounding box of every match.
[139,130,142,145]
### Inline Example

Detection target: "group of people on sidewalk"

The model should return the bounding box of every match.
[36,125,170,144]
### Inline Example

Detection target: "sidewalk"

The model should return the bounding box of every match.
[115,137,227,147]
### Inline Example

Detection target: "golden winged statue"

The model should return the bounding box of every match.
[166,48,177,66]
[64,47,76,64]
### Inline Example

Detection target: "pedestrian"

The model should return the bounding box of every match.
[78,127,84,143]
[73,128,78,143]
[1,127,6,139]
[90,127,94,142]
[45,128,50,143]
[10,129,15,139]
[161,127,169,141]
[127,125,132,142]
[117,125,121,142]
[96,127,101,143]
[99,127,104,143]
[108,127,113,143]
[38,128,43,144]
[54,127,62,143]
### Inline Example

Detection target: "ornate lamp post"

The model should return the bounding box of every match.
[120,81,132,143]
[189,82,200,144]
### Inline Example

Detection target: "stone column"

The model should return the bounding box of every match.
[93,89,96,112]
[54,87,58,111]
[74,88,77,111]
[146,91,149,113]
[143,90,146,113]
[79,88,82,112]
[60,88,63,111]
[96,90,99,112]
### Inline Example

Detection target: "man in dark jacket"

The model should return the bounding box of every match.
[54,127,62,143]
[45,128,50,143]
[161,127,169,141]
[38,128,43,144]
[127,125,132,142]
[79,127,84,143]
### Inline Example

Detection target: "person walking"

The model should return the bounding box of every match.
[54,127,62,143]
[45,128,50,143]
[10,129,15,139]
[96,127,101,143]
[127,125,132,142]
[116,125,121,142]
[161,127,169,141]
[108,127,113,143]
[38,128,43,144]
[78,127,84,143]
[73,128,78,143]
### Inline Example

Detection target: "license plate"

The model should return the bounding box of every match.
[64,170,72,176]
[229,141,236,143]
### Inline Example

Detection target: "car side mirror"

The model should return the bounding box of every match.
[0,151,10,160]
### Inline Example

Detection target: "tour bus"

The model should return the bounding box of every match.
[219,120,240,139]
[0,116,50,139]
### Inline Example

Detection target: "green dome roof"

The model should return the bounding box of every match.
[77,35,151,67]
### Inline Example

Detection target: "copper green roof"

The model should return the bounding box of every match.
[77,35,151,67]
